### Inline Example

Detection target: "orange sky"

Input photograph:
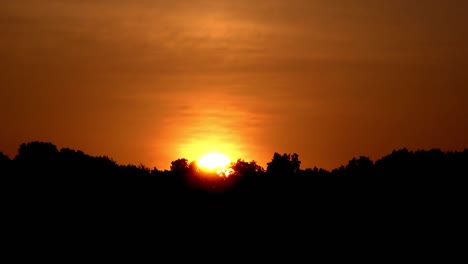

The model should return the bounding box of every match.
[1,0,467,170]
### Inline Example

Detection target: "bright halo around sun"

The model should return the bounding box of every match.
[198,152,233,177]
[198,152,230,170]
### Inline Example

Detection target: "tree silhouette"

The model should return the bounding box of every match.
[227,159,265,192]
[2,141,466,202]
[0,152,10,162]
[0,152,11,176]
[170,158,189,174]
[345,156,374,178]
[266,153,301,177]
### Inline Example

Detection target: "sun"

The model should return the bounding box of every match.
[198,152,231,171]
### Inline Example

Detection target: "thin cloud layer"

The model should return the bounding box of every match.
[1,0,467,169]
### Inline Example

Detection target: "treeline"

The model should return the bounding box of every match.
[3,141,465,241]
[1,141,466,197]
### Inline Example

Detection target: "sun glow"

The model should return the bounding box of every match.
[198,152,230,170]
[198,152,233,177]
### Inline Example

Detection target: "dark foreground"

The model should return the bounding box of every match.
[1,142,465,235]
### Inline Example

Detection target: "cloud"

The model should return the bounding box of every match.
[1,0,467,170]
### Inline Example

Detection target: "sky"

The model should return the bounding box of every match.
[1,0,467,170]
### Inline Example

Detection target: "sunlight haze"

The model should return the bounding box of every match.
[1,0,467,170]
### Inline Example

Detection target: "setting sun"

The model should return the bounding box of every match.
[198,152,231,170]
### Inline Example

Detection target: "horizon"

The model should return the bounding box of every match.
[1,140,466,172]
[1,1,467,171]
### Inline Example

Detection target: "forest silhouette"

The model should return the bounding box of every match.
[2,141,466,201]
[3,140,467,238]
[2,141,464,248]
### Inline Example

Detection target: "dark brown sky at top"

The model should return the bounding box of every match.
[1,0,467,170]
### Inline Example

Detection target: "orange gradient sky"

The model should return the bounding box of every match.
[1,0,467,170]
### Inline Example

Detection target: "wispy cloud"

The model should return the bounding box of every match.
[1,0,467,169]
